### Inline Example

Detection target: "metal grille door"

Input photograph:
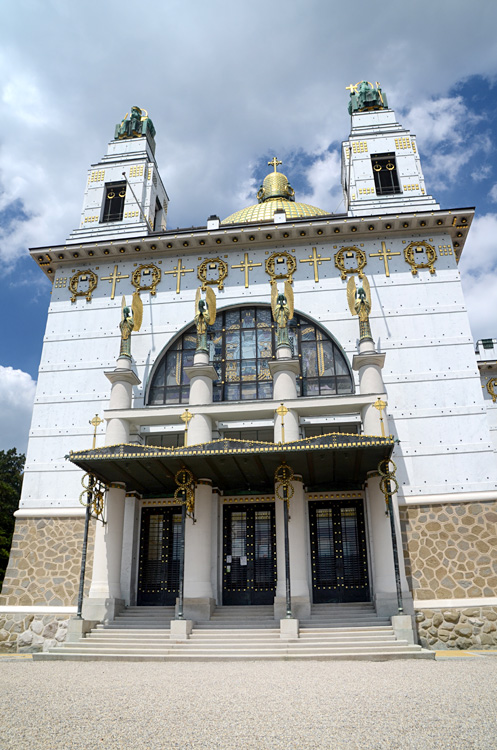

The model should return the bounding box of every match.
[137,506,182,605]
[309,499,369,603]
[223,503,276,605]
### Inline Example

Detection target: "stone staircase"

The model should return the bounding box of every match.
[33,603,434,661]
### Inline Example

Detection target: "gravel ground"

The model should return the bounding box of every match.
[1,658,497,749]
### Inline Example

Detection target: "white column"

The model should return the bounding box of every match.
[352,349,386,436]
[84,483,126,622]
[104,356,141,445]
[269,348,300,443]
[184,350,217,445]
[120,491,141,607]
[182,480,215,620]
[366,475,397,615]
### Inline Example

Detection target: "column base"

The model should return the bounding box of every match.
[82,597,125,624]
[66,617,100,642]
[176,597,215,621]
[274,595,310,620]
[280,618,299,639]
[391,614,417,645]
[170,619,193,640]
[374,591,414,617]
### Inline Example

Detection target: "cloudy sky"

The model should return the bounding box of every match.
[1,0,497,453]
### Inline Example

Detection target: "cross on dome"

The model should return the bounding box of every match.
[268,157,283,173]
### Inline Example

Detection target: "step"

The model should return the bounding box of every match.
[47,640,422,655]
[34,649,434,662]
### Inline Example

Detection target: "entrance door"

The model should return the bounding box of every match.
[222,503,276,605]
[309,499,369,603]
[137,506,182,605]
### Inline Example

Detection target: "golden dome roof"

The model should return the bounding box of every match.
[221,157,329,225]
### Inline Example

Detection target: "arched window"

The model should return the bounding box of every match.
[147,305,354,405]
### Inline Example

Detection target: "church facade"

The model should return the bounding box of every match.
[1,84,497,653]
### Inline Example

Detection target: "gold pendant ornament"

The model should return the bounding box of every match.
[404,241,437,275]
[131,263,161,295]
[174,466,196,519]
[197,257,228,291]
[377,459,399,513]
[334,247,367,280]
[486,377,497,403]
[69,270,98,303]
[265,251,297,285]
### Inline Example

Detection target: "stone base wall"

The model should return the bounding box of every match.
[416,607,497,650]
[399,501,497,599]
[0,516,95,607]
[0,613,70,653]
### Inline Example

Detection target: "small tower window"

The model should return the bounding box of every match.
[371,153,401,196]
[102,181,126,222]
[154,197,163,231]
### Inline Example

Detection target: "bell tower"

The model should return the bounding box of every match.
[341,81,439,217]
[67,107,169,244]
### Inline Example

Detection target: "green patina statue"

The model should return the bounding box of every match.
[348,81,388,115]
[115,106,156,140]
[271,281,294,349]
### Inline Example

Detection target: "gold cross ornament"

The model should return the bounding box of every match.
[369,242,401,277]
[275,402,289,443]
[101,265,130,299]
[89,414,103,449]
[164,258,194,294]
[231,253,262,288]
[299,246,331,283]
[268,157,282,172]
[373,397,388,437]
[180,409,193,446]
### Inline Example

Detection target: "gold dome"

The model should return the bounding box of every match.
[257,170,295,201]
[221,157,329,225]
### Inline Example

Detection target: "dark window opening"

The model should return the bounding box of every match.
[145,433,184,448]
[154,196,162,231]
[302,424,359,438]
[221,428,274,443]
[102,181,126,223]
[147,305,354,405]
[371,153,401,196]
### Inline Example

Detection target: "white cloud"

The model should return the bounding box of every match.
[403,96,489,191]
[0,366,36,454]
[1,0,497,266]
[472,164,492,182]
[459,212,497,339]
[300,149,343,213]
[489,184,497,202]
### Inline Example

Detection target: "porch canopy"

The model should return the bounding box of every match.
[68,433,395,497]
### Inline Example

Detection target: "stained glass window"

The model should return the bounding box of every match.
[147,306,354,404]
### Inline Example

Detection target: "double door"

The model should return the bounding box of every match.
[137,506,182,605]
[309,499,369,603]
[222,503,276,605]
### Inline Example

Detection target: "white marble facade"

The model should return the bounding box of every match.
[11,87,497,625]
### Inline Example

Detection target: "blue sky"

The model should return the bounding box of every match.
[2,0,497,452]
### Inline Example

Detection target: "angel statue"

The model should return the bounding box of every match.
[119,292,143,358]
[194,286,216,352]
[347,274,372,341]
[271,280,294,348]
